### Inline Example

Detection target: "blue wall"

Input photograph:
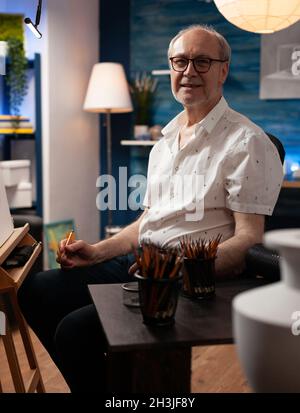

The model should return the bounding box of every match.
[130,0,300,168]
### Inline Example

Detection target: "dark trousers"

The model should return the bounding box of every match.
[17,254,135,393]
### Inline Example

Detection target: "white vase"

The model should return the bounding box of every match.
[233,229,300,392]
[134,125,150,140]
[0,41,8,76]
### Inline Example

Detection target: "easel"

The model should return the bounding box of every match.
[0,223,45,393]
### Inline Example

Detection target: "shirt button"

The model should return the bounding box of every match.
[174,166,179,172]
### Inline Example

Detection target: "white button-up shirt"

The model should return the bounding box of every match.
[138,97,284,248]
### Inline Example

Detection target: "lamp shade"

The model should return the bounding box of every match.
[83,62,133,113]
[214,0,300,34]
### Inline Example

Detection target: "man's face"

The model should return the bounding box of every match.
[169,29,229,109]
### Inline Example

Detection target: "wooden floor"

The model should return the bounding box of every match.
[191,345,250,392]
[0,328,251,393]
[0,328,69,393]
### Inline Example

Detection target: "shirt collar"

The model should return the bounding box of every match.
[161,96,228,139]
[198,96,228,134]
[161,110,186,138]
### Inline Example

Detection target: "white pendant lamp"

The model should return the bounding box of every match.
[214,0,300,34]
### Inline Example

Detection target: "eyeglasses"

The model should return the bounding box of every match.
[169,56,228,74]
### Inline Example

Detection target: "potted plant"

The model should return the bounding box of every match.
[0,40,7,75]
[6,37,28,120]
[130,72,157,139]
[0,14,28,126]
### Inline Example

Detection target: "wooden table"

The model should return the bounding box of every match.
[89,277,267,392]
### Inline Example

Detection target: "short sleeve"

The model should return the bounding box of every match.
[141,144,157,209]
[223,132,284,216]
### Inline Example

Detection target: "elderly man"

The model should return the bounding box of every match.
[18,25,283,392]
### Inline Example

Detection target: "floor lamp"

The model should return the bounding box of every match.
[83,62,133,231]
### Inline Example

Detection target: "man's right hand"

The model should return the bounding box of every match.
[57,240,98,269]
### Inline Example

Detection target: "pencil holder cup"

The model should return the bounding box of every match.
[182,257,216,299]
[134,271,182,326]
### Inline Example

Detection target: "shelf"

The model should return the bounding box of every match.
[282,180,300,188]
[0,130,35,135]
[121,140,157,146]
[152,69,171,76]
[1,53,43,216]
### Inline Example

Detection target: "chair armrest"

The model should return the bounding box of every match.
[245,243,280,281]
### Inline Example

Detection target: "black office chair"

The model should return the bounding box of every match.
[245,132,285,281]
[266,132,285,165]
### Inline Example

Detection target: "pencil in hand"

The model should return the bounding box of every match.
[57,230,75,261]
[65,230,75,246]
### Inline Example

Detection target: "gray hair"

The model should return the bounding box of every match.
[168,24,231,63]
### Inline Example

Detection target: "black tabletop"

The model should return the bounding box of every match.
[89,278,267,352]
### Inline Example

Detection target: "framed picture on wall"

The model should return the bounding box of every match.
[44,219,76,269]
[260,21,300,99]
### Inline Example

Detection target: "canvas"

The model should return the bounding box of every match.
[44,220,76,269]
